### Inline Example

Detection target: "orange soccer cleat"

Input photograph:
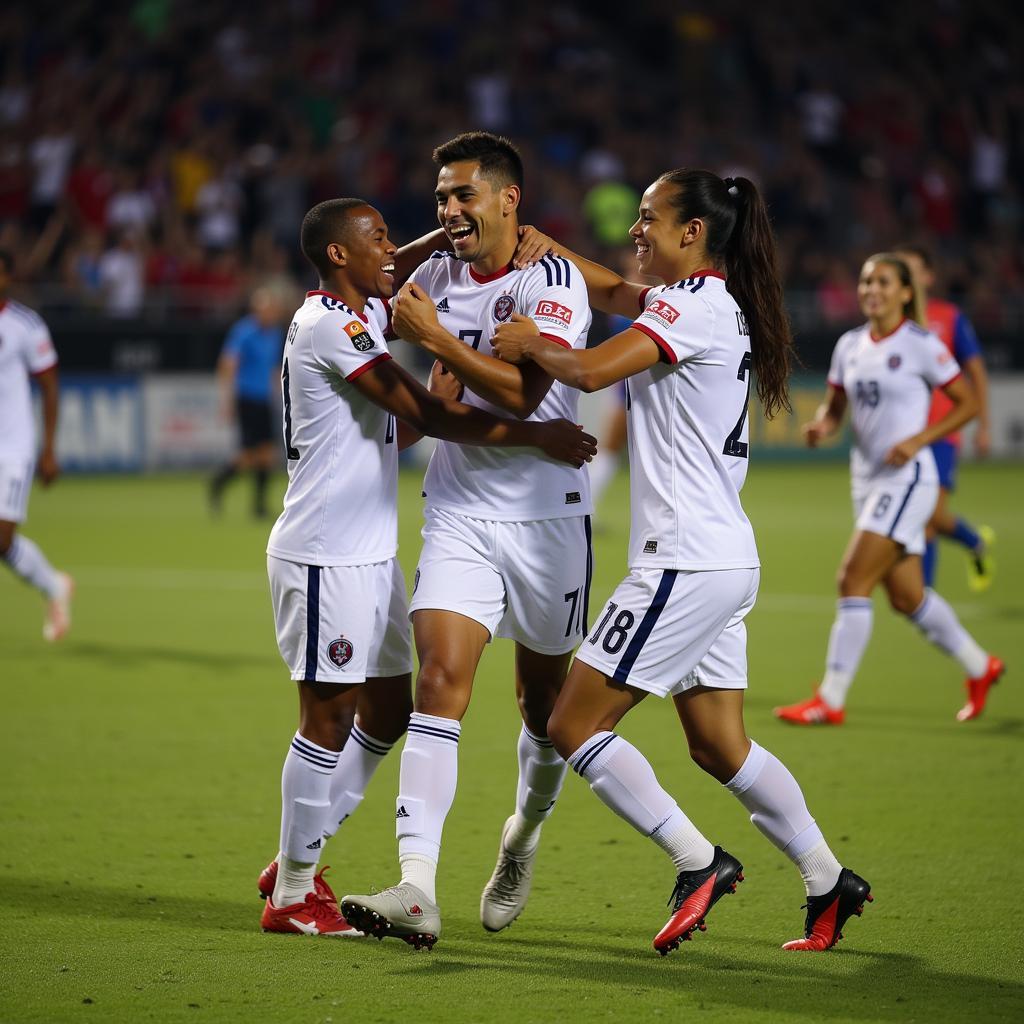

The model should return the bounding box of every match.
[774,691,845,726]
[956,655,1005,722]
[783,867,872,951]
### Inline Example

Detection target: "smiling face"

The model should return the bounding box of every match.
[435,161,519,267]
[337,206,398,299]
[629,179,695,283]
[857,258,912,327]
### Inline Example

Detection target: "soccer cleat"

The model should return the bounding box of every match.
[966,526,996,593]
[341,883,441,950]
[257,860,338,905]
[261,891,363,937]
[956,655,1005,722]
[43,572,74,642]
[782,867,872,951]
[653,846,744,956]
[480,815,537,932]
[774,691,845,726]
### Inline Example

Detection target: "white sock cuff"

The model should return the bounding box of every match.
[522,724,555,750]
[407,712,461,745]
[349,723,393,756]
[838,597,873,612]
[910,589,934,622]
[289,733,340,776]
[724,740,769,795]
[567,731,619,779]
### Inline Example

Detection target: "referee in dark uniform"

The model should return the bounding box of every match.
[209,286,287,517]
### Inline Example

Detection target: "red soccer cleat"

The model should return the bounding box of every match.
[783,867,871,951]
[653,846,744,956]
[957,656,1005,722]
[774,691,845,726]
[258,860,338,905]
[261,891,363,937]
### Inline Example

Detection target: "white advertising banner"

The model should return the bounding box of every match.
[142,375,238,469]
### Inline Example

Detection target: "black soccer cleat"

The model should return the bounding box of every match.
[782,867,872,950]
[653,846,744,955]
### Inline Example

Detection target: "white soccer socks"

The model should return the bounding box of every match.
[724,741,841,897]
[818,597,873,710]
[395,712,461,903]
[275,732,340,905]
[323,722,394,840]
[568,732,714,872]
[910,589,989,677]
[502,726,567,856]
[2,534,61,598]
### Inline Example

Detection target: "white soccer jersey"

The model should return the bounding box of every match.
[0,300,57,460]
[624,273,759,570]
[827,319,961,486]
[266,290,397,567]
[407,253,593,521]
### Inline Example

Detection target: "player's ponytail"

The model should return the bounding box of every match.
[659,170,794,419]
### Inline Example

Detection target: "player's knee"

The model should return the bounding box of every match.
[887,589,921,617]
[546,707,584,761]
[0,522,15,556]
[414,659,468,717]
[517,686,558,737]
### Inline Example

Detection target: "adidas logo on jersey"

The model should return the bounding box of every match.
[435,297,450,313]
[396,805,411,819]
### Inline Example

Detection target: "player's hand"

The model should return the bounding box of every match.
[974,423,992,459]
[428,359,463,401]
[392,282,440,344]
[801,420,831,448]
[513,226,559,269]
[492,313,540,364]
[884,435,922,467]
[37,448,60,486]
[535,418,598,467]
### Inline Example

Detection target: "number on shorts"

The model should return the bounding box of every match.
[459,329,483,350]
[872,493,892,518]
[282,358,300,460]
[722,351,752,459]
[564,587,583,638]
[589,602,635,655]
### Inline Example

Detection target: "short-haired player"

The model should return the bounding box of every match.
[258,198,595,937]
[774,254,1003,727]
[491,169,871,954]
[0,249,73,641]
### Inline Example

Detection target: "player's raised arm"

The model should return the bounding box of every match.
[513,226,646,320]
[351,355,596,467]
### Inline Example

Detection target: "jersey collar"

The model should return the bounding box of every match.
[468,262,515,284]
[307,289,368,322]
[0,300,6,313]
[869,317,907,343]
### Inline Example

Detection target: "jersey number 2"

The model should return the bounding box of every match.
[723,351,752,459]
[282,358,299,460]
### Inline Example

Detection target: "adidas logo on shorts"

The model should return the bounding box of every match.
[396,805,411,819]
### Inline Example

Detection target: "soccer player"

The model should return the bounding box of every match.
[0,249,73,641]
[341,133,595,947]
[259,198,594,937]
[893,244,994,591]
[490,170,871,954]
[208,285,287,518]
[774,254,1003,727]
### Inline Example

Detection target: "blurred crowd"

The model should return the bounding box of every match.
[1,0,1021,332]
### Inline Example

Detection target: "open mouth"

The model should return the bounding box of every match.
[635,244,650,259]
[448,224,475,248]
[381,262,395,275]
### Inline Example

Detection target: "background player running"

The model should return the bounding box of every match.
[893,244,995,592]
[342,132,596,947]
[259,198,595,938]
[774,254,1003,727]
[0,248,73,642]
[493,170,870,956]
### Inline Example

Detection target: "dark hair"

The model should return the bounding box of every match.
[657,169,794,419]
[433,131,524,190]
[300,198,370,277]
[863,252,925,325]
[892,241,933,269]
[0,249,13,275]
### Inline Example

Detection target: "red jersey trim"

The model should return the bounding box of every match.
[940,370,964,390]
[0,300,7,313]
[869,318,907,343]
[381,297,395,340]
[469,262,514,284]
[827,379,845,392]
[538,332,572,350]
[345,353,391,382]
[631,321,677,363]
[688,269,726,280]
[638,287,652,310]
[30,360,59,377]
[307,290,368,323]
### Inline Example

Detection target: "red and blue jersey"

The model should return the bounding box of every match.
[925,298,982,446]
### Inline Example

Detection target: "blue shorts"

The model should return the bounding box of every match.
[930,439,958,491]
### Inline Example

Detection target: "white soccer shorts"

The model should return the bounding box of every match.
[574,567,760,698]
[268,555,413,683]
[409,507,594,655]
[0,459,34,523]
[853,471,938,556]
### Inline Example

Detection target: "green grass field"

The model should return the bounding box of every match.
[2,463,1022,1023]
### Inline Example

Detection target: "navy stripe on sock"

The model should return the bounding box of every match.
[613,570,678,683]
[572,733,617,778]
[408,722,461,744]
[888,461,921,538]
[523,728,554,748]
[303,565,321,681]
[349,726,391,756]
[291,737,339,770]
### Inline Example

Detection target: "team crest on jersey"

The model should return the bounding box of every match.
[345,321,374,352]
[647,299,680,325]
[328,636,354,667]
[533,300,573,327]
[493,294,515,322]
[888,354,902,370]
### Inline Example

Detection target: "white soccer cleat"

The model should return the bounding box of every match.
[480,815,537,932]
[341,882,441,949]
[43,572,74,642]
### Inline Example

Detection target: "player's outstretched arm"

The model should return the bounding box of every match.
[392,281,552,417]
[393,228,451,288]
[884,374,979,468]
[352,357,596,467]
[513,226,645,320]
[397,360,463,450]
[492,314,660,392]
[801,386,847,448]
[35,366,60,485]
